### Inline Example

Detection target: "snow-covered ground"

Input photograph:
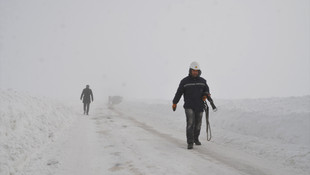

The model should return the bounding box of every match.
[0,90,77,175]
[1,90,309,175]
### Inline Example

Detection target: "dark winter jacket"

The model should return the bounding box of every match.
[80,88,94,103]
[173,75,210,112]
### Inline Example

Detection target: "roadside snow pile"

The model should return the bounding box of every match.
[0,89,76,175]
[213,96,310,145]
[212,96,310,173]
[117,96,310,174]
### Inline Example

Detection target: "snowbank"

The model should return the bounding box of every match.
[0,89,76,175]
[212,96,310,172]
[213,97,310,145]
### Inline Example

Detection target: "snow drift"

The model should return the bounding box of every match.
[0,89,76,175]
[212,97,310,172]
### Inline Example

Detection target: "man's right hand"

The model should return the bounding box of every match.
[172,104,177,111]
[202,96,207,101]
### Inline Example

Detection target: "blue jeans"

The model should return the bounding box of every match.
[185,109,203,144]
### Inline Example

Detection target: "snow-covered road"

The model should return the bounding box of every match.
[24,105,300,175]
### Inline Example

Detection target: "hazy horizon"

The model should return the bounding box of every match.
[1,0,309,101]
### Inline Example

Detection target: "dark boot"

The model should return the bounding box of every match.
[194,139,201,145]
[187,143,193,149]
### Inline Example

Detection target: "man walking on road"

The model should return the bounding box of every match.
[172,61,212,149]
[80,85,94,115]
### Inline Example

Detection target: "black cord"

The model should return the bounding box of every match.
[204,101,212,141]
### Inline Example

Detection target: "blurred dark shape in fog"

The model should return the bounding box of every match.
[108,96,123,107]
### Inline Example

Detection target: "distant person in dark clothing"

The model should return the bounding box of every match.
[80,85,94,115]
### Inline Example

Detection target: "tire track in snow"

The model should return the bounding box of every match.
[92,112,145,175]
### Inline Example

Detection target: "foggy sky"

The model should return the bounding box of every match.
[0,0,309,101]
